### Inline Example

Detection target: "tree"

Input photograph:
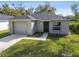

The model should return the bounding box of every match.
[12,3,26,15]
[71,3,79,20]
[12,3,34,16]
[25,8,34,15]
[2,3,12,15]
[65,15,74,20]
[2,3,25,16]
[1,2,56,16]
[34,2,56,14]
[71,3,78,15]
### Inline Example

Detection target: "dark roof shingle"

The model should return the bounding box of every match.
[31,12,69,20]
[10,12,70,21]
[11,16,30,19]
[0,14,13,20]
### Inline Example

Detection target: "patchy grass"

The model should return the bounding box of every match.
[0,39,62,57]
[0,30,10,39]
[0,33,79,57]
[47,34,79,57]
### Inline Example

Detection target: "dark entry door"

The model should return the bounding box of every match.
[44,22,49,32]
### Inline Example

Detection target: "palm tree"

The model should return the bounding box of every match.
[2,3,11,15]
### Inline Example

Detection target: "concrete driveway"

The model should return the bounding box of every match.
[0,34,26,53]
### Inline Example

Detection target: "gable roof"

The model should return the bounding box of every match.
[0,13,13,20]
[31,12,69,21]
[11,16,30,19]
[10,12,70,21]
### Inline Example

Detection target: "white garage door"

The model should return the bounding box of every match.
[13,22,28,34]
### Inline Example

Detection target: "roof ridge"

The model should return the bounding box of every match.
[27,15,37,20]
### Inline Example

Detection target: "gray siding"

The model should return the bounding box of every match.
[60,21,69,35]
[49,21,69,35]
[36,21,43,32]
[9,20,13,34]
[9,19,69,35]
[31,21,36,35]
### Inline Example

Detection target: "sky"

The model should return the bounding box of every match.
[0,1,79,16]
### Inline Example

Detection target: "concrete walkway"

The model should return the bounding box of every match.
[0,33,48,53]
[0,34,26,53]
[40,33,48,40]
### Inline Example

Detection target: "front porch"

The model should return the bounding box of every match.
[35,21,61,35]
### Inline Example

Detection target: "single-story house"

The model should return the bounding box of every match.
[9,12,70,35]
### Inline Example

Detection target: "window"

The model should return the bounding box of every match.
[53,26,60,30]
[54,22,61,26]
[53,22,61,30]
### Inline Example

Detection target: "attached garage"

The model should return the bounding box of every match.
[13,22,29,35]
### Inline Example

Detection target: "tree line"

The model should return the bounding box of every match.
[0,2,56,16]
[0,2,79,21]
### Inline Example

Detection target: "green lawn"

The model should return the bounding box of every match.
[0,33,79,57]
[0,30,10,39]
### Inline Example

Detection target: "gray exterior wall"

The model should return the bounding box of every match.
[9,20,13,34]
[9,19,69,35]
[36,21,43,32]
[30,21,36,35]
[60,21,69,35]
[49,21,69,35]
[35,20,69,35]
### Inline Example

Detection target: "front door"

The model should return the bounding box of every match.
[44,22,49,32]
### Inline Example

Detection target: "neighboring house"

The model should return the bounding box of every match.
[0,13,13,22]
[0,14,13,31]
[9,12,70,35]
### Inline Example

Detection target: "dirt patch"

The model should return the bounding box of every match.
[27,32,43,37]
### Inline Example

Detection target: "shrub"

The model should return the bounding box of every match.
[69,22,79,34]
